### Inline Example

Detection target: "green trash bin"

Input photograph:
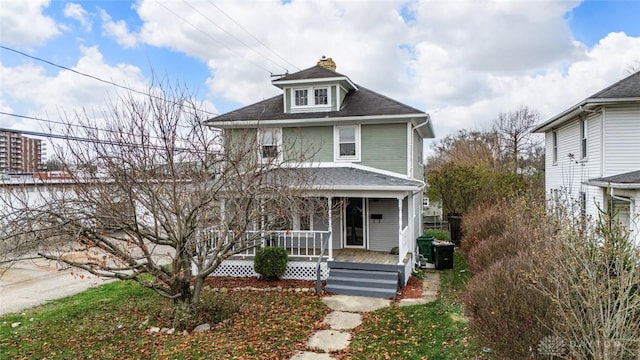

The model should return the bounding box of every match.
[417,235,435,263]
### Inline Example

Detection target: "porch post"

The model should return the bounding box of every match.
[260,199,265,248]
[398,197,403,265]
[327,196,333,261]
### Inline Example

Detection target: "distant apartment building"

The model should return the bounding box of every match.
[0,130,45,173]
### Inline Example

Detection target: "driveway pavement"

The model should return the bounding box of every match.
[0,257,111,315]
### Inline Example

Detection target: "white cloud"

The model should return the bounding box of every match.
[64,3,91,31]
[0,0,60,47]
[0,46,148,133]
[99,8,139,48]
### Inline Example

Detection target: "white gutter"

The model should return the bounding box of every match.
[208,113,428,128]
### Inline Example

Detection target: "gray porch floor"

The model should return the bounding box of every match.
[332,249,410,265]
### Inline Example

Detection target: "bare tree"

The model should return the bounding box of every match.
[426,129,502,172]
[0,81,317,327]
[493,105,542,174]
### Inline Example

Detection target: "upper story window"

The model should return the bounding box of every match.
[334,125,361,162]
[291,86,331,110]
[580,119,587,159]
[258,128,282,163]
[552,130,558,165]
[294,89,308,106]
[314,88,328,105]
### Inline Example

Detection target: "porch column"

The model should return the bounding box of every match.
[398,197,403,265]
[327,196,333,261]
[260,199,265,248]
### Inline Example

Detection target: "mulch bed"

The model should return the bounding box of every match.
[203,275,424,299]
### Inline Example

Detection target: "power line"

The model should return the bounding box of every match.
[182,0,292,73]
[0,126,198,152]
[207,0,301,72]
[155,0,276,75]
[0,111,166,141]
[0,45,219,117]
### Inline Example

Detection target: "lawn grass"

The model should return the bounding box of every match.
[345,252,490,359]
[0,281,328,359]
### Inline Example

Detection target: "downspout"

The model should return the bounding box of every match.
[412,115,431,132]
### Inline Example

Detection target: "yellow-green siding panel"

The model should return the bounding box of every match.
[361,123,407,174]
[283,126,333,162]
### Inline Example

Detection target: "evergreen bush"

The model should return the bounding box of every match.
[254,246,288,280]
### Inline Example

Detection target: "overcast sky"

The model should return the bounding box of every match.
[1,0,640,158]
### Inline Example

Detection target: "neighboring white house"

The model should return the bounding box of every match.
[533,71,640,246]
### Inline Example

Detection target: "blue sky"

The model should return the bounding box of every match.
[1,0,640,155]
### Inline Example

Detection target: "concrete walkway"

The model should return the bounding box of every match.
[0,257,110,315]
[290,271,441,359]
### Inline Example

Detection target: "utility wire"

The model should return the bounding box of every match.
[155,0,276,75]
[0,45,219,117]
[0,111,165,141]
[207,0,300,72]
[0,126,198,152]
[182,0,291,73]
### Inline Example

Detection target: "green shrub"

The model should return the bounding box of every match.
[424,229,450,241]
[254,246,288,280]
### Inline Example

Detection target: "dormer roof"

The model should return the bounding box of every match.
[271,65,357,91]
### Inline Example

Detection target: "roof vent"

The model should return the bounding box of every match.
[317,56,336,71]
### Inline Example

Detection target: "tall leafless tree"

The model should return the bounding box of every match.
[493,105,542,174]
[0,81,317,326]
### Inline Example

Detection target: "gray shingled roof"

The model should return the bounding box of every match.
[591,71,640,99]
[533,71,640,133]
[301,167,423,189]
[588,170,640,186]
[274,65,346,81]
[207,86,425,123]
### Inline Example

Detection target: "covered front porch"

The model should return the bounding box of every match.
[202,165,425,297]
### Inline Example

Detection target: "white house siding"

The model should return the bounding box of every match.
[368,198,400,252]
[545,113,603,217]
[602,105,640,176]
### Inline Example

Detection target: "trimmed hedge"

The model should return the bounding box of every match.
[254,246,288,280]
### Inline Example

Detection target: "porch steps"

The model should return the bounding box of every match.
[324,262,399,299]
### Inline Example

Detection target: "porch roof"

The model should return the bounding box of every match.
[585,169,640,189]
[300,166,423,191]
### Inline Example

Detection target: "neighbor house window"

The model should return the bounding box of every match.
[258,128,282,162]
[334,125,360,161]
[294,89,308,106]
[291,87,330,109]
[580,119,588,159]
[552,131,558,164]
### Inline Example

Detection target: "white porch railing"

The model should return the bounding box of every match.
[198,228,331,259]
[398,226,409,265]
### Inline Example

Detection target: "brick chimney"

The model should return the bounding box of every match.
[317,56,336,71]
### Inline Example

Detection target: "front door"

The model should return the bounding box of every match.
[345,198,365,248]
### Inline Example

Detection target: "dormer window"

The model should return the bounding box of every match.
[258,128,282,163]
[314,88,328,105]
[294,89,308,106]
[291,86,331,112]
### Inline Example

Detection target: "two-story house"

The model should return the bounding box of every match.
[533,70,640,247]
[204,58,435,297]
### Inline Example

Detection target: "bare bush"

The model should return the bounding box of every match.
[464,252,556,359]
[531,211,640,359]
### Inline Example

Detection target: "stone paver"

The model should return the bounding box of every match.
[322,295,391,312]
[306,329,351,352]
[290,351,334,360]
[323,311,362,330]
